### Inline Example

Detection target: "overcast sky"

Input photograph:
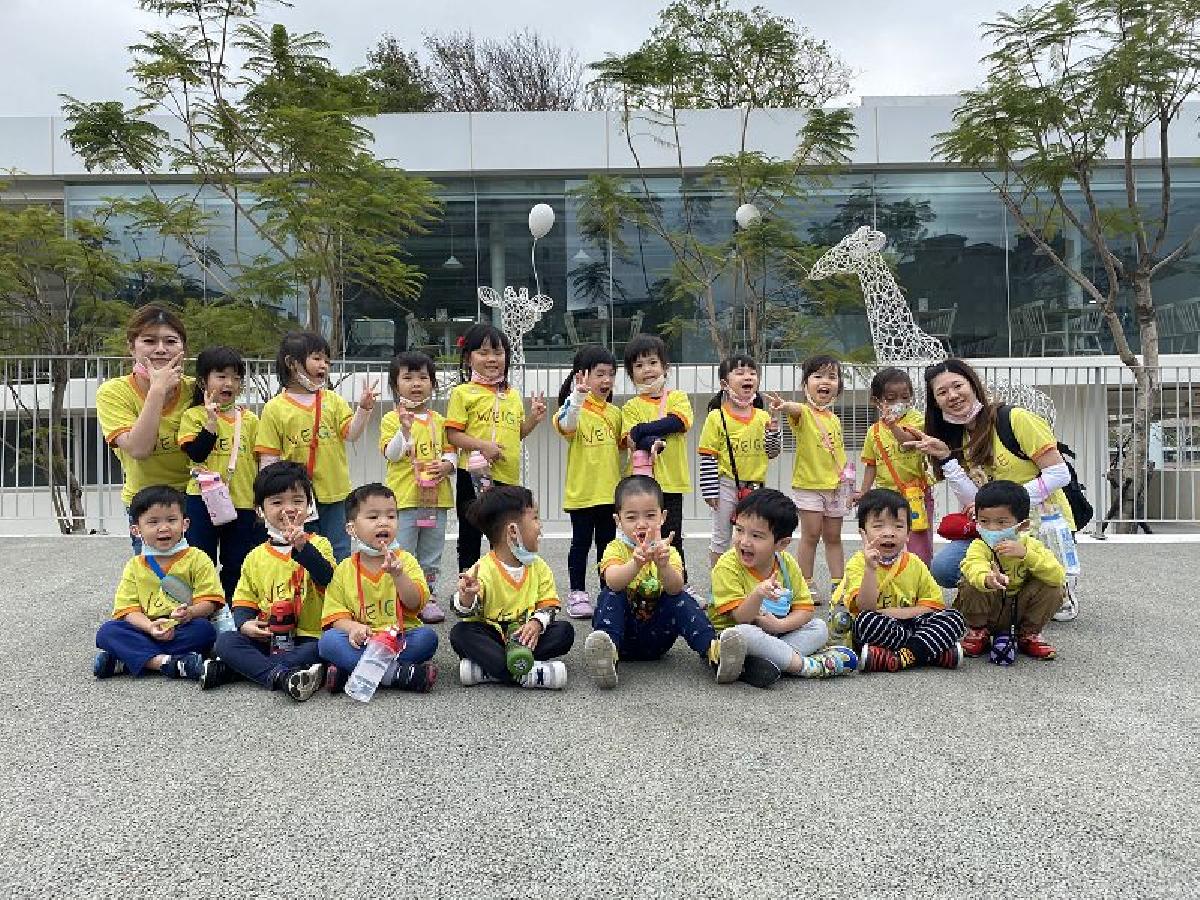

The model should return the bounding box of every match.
[2,0,1025,115]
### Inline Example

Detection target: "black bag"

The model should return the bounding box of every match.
[995,404,1094,531]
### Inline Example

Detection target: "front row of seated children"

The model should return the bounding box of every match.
[94,466,1066,697]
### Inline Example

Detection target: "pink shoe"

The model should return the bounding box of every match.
[566,590,594,619]
[419,600,447,624]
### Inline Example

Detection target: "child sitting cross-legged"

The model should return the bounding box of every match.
[709,488,856,688]
[450,486,575,689]
[318,483,439,693]
[94,485,224,681]
[837,488,966,673]
[199,462,334,701]
[583,475,747,689]
[957,479,1064,661]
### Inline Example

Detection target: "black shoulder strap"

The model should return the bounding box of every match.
[718,406,742,489]
[995,404,1029,461]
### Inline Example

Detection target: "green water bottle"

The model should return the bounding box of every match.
[504,622,534,678]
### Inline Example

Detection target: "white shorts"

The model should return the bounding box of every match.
[792,487,848,519]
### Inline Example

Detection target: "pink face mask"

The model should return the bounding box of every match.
[471,371,505,386]
[943,399,984,426]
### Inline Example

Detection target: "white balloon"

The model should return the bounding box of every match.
[735,203,761,229]
[528,203,556,239]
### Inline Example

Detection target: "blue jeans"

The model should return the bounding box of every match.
[311,500,349,562]
[592,588,715,660]
[317,626,438,672]
[185,496,266,599]
[96,618,216,676]
[213,631,322,687]
[395,507,449,593]
[930,540,971,588]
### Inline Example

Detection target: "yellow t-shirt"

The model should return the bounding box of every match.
[697,404,772,484]
[961,534,1066,595]
[96,374,197,506]
[620,390,693,494]
[554,396,623,510]
[232,536,335,638]
[255,390,354,504]
[598,537,684,597]
[178,406,260,510]
[379,410,453,510]
[444,382,525,486]
[111,547,225,620]
[465,552,560,629]
[835,550,943,615]
[321,551,430,631]
[966,407,1075,529]
[708,548,812,632]
[788,404,846,491]
[861,410,930,492]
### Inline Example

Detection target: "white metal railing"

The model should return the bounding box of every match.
[1,356,1196,536]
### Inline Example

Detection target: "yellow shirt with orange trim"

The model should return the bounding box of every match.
[96,374,197,506]
[444,382,525,486]
[598,537,684,598]
[321,551,429,632]
[697,404,772,484]
[961,533,1066,595]
[787,404,846,491]
[620,390,694,494]
[379,409,454,509]
[861,409,930,492]
[835,550,943,616]
[465,551,560,629]
[111,547,224,620]
[232,536,335,638]
[178,406,259,510]
[553,396,623,510]
[708,548,811,632]
[255,390,354,504]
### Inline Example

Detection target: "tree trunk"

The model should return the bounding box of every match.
[700,283,728,360]
[1117,272,1161,532]
[49,358,85,535]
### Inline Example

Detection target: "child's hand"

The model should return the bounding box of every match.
[203,390,220,427]
[993,539,1026,559]
[573,371,589,395]
[763,392,798,417]
[862,536,883,567]
[347,622,372,649]
[512,619,543,650]
[479,440,504,462]
[148,619,176,640]
[282,509,309,551]
[755,612,784,634]
[631,536,651,567]
[752,573,784,604]
[358,380,379,412]
[169,604,193,624]
[381,549,405,578]
[529,391,548,423]
[650,438,666,457]
[457,568,481,600]
[705,497,719,510]
[984,566,1010,592]
[396,406,415,433]
[241,619,272,641]
[649,532,675,566]
[437,459,456,483]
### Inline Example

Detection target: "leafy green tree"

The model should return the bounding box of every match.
[362,35,439,113]
[936,0,1200,525]
[60,1,441,356]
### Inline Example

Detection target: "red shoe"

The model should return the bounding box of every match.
[1018,633,1057,660]
[856,644,900,673]
[961,627,990,657]
[931,643,963,669]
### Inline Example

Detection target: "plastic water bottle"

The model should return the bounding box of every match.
[345,628,402,703]
[829,604,854,643]
[1039,505,1080,576]
[268,598,297,655]
[836,462,856,510]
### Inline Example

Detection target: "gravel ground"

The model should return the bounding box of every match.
[1,536,1197,899]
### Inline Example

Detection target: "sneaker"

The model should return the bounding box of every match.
[1053,580,1078,622]
[711,629,747,684]
[199,656,232,690]
[932,643,963,669]
[459,658,500,687]
[419,600,447,624]
[1017,632,1058,660]
[566,590,594,619]
[825,645,858,674]
[325,665,347,695]
[797,654,832,678]
[284,662,325,702]
[684,585,708,609]
[519,660,567,690]
[857,644,900,673]
[92,650,125,679]
[161,651,204,680]
[392,661,438,693]
[739,655,782,688]
[961,627,991,657]
[583,630,619,689]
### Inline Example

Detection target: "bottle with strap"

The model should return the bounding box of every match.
[872,422,930,532]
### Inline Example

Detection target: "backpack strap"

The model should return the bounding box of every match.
[994,404,1029,461]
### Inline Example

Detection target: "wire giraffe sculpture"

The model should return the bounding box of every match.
[808,225,1057,426]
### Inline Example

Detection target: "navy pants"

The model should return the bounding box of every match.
[592,588,714,660]
[449,620,575,683]
[310,500,350,562]
[317,626,438,672]
[96,618,216,676]
[213,631,321,687]
[185,496,266,599]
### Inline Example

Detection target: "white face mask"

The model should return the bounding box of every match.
[637,375,666,396]
[943,399,984,426]
[508,524,539,566]
[396,396,425,410]
[725,389,755,410]
[350,531,402,558]
[804,388,833,411]
[291,365,324,393]
[886,401,911,420]
[143,537,188,557]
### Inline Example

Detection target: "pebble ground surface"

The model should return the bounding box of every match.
[0,537,1196,899]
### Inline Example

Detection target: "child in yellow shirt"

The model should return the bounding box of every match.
[450,486,574,689]
[836,489,966,673]
[553,345,623,619]
[93,486,224,681]
[255,331,378,563]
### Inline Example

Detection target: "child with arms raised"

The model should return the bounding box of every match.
[93,485,224,681]
[450,486,574,689]
[583,475,747,689]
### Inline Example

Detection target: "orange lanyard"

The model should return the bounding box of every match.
[354,553,404,635]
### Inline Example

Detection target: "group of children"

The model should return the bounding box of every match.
[93,321,1070,698]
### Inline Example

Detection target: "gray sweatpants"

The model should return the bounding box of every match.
[732,618,829,671]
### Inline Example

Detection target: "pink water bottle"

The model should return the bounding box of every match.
[197,470,237,525]
[414,461,439,528]
[467,450,492,494]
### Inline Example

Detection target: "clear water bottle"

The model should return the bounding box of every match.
[345,628,402,703]
[1039,505,1080,576]
[836,462,856,510]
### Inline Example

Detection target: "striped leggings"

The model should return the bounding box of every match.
[853,608,966,664]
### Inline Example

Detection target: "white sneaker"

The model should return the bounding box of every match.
[519,660,567,690]
[1053,577,1079,622]
[713,629,747,684]
[583,630,619,689]
[458,658,499,686]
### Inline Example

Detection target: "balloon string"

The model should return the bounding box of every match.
[531,237,541,299]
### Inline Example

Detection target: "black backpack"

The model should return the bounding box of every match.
[995,404,1093,531]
